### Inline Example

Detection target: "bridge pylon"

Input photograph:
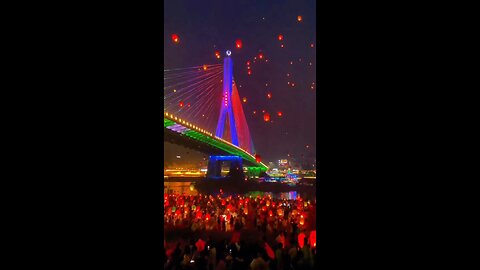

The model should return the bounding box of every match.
[215,51,239,146]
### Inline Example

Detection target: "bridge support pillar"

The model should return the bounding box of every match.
[206,155,244,180]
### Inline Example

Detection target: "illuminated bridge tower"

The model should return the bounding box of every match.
[215,50,239,146]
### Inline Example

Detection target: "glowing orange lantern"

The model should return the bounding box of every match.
[215,51,220,59]
[268,210,273,217]
[297,15,302,22]
[263,113,270,122]
[266,200,270,207]
[205,213,211,221]
[171,34,179,43]
[278,34,283,41]
[235,39,242,49]
[203,64,207,71]
[242,97,247,103]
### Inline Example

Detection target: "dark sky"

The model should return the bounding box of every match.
[164,0,316,166]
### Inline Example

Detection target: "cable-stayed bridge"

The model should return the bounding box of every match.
[164,51,268,179]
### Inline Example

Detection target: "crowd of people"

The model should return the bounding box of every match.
[164,192,316,270]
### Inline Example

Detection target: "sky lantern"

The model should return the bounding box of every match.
[235,39,242,48]
[196,239,206,252]
[267,93,272,99]
[258,52,264,59]
[179,101,184,107]
[215,51,221,59]
[299,219,305,226]
[247,70,252,75]
[268,210,273,217]
[205,213,211,221]
[298,232,306,248]
[203,64,208,71]
[297,15,302,22]
[171,33,179,43]
[246,61,250,66]
[310,43,314,48]
[280,44,284,48]
[278,34,283,41]
[265,243,275,260]
[309,230,316,248]
[221,199,226,206]
[253,110,256,115]
[263,113,271,122]
[277,111,283,117]
[242,97,247,103]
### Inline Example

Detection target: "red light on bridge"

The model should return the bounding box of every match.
[235,39,242,49]
[171,34,179,43]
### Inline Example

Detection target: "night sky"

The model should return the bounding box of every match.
[164,0,316,167]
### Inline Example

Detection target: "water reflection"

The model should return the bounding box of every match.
[164,181,315,201]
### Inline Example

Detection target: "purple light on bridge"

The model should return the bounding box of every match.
[167,124,189,133]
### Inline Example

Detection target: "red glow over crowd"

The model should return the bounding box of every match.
[164,192,316,270]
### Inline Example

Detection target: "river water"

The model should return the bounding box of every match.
[164,181,316,201]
